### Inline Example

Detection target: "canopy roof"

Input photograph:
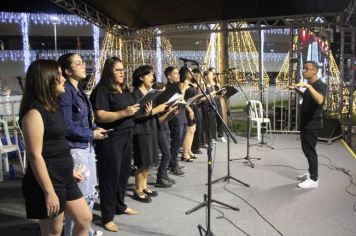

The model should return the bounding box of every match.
[1,0,351,29]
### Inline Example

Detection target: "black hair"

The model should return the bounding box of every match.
[20,59,61,119]
[304,61,319,70]
[164,66,176,78]
[98,57,124,92]
[57,53,76,79]
[132,65,154,88]
[192,68,201,74]
[179,66,191,83]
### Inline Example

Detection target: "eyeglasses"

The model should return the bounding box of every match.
[114,68,126,73]
[73,61,86,68]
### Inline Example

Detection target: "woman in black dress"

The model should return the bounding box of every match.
[179,67,196,161]
[132,65,167,203]
[20,60,92,236]
[90,57,140,232]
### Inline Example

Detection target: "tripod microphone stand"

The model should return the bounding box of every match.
[230,79,261,168]
[180,59,239,236]
[210,73,249,187]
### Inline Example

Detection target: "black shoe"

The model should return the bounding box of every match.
[177,164,185,169]
[133,191,152,203]
[155,178,173,188]
[170,167,186,176]
[192,149,203,154]
[143,188,158,197]
[162,175,176,184]
[168,164,185,170]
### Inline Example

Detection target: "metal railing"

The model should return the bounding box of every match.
[229,86,301,133]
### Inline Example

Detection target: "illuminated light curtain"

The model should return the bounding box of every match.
[156,34,162,82]
[93,25,100,84]
[21,13,30,73]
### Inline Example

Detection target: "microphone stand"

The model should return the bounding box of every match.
[230,78,261,168]
[259,83,274,149]
[210,72,249,187]
[181,61,239,236]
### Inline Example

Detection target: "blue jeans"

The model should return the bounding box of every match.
[64,145,98,236]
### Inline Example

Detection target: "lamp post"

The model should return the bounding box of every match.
[51,16,59,59]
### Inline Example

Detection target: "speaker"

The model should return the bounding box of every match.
[319,118,342,140]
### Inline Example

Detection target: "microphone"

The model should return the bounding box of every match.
[223,67,238,72]
[178,57,200,65]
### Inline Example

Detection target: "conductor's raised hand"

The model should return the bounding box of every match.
[125,104,140,116]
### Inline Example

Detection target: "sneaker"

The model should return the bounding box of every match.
[217,137,227,143]
[297,173,310,181]
[298,178,319,188]
[162,175,176,184]
[93,230,104,236]
[170,167,186,176]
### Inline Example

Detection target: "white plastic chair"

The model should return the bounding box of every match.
[248,100,272,142]
[0,118,25,181]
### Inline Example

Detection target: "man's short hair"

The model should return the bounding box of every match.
[304,61,319,70]
[164,66,176,78]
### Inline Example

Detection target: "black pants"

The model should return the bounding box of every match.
[192,107,202,151]
[300,129,319,181]
[157,129,171,178]
[203,106,217,141]
[95,128,133,224]
[169,123,186,168]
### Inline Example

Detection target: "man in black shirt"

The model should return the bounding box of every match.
[290,61,327,189]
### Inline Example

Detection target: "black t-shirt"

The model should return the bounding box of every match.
[166,82,187,126]
[90,84,135,130]
[132,88,158,135]
[300,79,327,130]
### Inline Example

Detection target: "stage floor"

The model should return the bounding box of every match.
[1,134,355,236]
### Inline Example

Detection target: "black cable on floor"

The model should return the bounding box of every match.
[318,154,356,201]
[211,205,251,236]
[223,183,284,236]
[251,150,356,213]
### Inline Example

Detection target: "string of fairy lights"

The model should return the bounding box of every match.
[0,11,354,114]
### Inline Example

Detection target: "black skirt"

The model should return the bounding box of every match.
[133,132,159,169]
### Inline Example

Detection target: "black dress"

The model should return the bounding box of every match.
[22,102,82,219]
[184,86,197,127]
[132,88,159,169]
[202,85,217,140]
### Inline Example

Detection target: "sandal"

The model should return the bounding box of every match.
[181,157,193,162]
[189,153,198,159]
[103,221,119,232]
[133,190,152,203]
[143,188,158,197]
[124,207,139,215]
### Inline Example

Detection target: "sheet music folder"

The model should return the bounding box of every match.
[137,89,163,108]
[155,84,182,105]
